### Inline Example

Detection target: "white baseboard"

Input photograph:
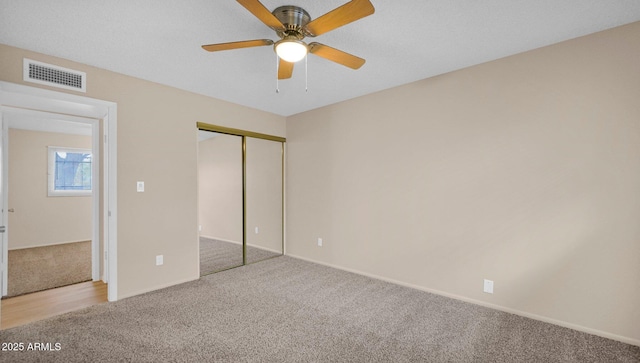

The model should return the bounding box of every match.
[9,239,91,251]
[246,243,282,254]
[199,235,241,245]
[117,276,199,301]
[200,235,282,254]
[286,253,640,347]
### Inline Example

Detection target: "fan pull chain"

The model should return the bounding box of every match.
[275,54,280,93]
[305,54,308,92]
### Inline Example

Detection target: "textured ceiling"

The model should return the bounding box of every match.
[1,1,639,116]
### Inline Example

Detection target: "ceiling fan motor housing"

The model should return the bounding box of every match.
[272,5,310,39]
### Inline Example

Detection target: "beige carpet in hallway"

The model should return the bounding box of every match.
[6,241,91,297]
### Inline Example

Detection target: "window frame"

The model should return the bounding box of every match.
[47,146,93,197]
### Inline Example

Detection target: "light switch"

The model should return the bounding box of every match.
[156,255,163,266]
[137,181,144,192]
[483,279,494,294]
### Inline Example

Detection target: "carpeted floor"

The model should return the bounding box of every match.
[0,256,638,362]
[199,237,281,276]
[6,241,92,297]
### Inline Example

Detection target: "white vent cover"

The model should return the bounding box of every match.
[23,58,86,92]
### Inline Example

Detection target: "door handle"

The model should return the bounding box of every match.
[0,226,5,233]
[8,208,14,213]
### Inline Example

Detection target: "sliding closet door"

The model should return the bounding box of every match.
[197,131,244,275]
[245,137,283,264]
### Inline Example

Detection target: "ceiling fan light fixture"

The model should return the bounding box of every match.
[275,38,308,63]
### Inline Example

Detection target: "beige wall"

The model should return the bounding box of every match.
[8,129,92,249]
[286,22,640,344]
[246,137,283,254]
[198,132,243,243]
[0,43,286,299]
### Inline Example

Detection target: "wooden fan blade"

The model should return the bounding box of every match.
[202,39,274,52]
[309,42,365,69]
[304,0,375,37]
[278,58,294,79]
[237,0,285,31]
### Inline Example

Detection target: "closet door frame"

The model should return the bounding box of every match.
[197,122,285,265]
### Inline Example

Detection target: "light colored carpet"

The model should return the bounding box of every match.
[199,237,281,276]
[1,256,638,362]
[246,242,281,266]
[6,241,91,297]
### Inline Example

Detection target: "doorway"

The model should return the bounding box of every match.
[4,110,97,297]
[0,81,117,304]
[197,123,285,276]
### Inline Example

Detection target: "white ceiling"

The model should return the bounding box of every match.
[1,1,639,117]
[4,110,92,136]
[198,130,221,142]
[7,115,91,136]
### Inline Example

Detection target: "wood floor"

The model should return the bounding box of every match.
[1,281,107,330]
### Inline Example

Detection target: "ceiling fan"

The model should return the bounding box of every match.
[202,0,375,80]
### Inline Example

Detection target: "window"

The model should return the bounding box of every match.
[48,146,92,196]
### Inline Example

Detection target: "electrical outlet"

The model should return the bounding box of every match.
[137,181,145,192]
[198,225,202,232]
[156,255,163,266]
[255,226,259,234]
[317,238,323,247]
[483,279,494,294]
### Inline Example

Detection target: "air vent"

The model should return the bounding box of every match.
[23,58,86,92]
